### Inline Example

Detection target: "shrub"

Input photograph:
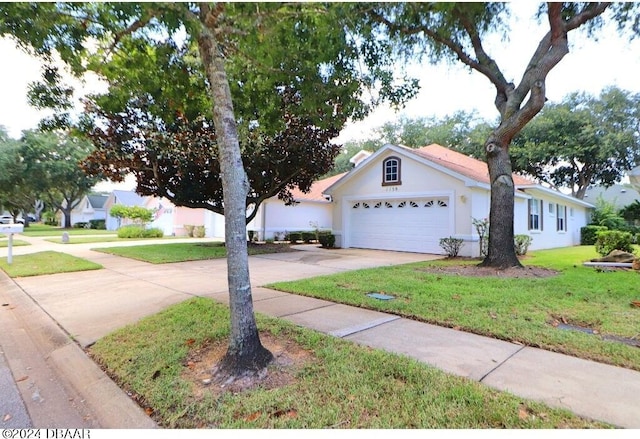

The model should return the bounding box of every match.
[117,225,145,238]
[193,226,205,238]
[118,225,164,238]
[318,233,336,249]
[89,219,106,230]
[594,230,635,256]
[581,225,608,245]
[514,234,532,256]
[142,228,164,238]
[472,217,489,257]
[73,222,89,229]
[248,230,256,242]
[590,197,627,230]
[439,237,464,258]
[184,225,195,237]
[301,231,315,243]
[286,232,302,243]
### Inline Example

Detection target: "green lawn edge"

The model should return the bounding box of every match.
[0,251,103,277]
[89,297,608,429]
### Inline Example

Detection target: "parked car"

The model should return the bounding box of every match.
[0,215,14,224]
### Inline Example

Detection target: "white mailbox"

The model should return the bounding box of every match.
[0,224,24,234]
[1,223,24,264]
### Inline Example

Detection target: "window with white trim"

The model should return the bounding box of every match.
[556,204,567,231]
[382,157,401,186]
[528,198,543,231]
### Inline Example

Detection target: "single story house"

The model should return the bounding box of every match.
[68,194,108,226]
[144,196,225,238]
[247,172,346,240]
[322,143,594,257]
[583,184,640,210]
[104,190,147,231]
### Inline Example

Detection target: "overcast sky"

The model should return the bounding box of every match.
[1,3,639,145]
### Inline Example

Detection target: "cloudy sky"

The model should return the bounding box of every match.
[1,3,639,144]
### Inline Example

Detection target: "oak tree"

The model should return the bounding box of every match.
[362,2,639,268]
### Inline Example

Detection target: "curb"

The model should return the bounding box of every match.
[0,271,156,428]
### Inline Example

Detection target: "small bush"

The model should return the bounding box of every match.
[117,225,145,238]
[439,237,464,258]
[117,226,163,239]
[318,233,336,249]
[287,232,302,243]
[248,230,256,242]
[89,219,106,230]
[594,230,634,256]
[301,231,315,243]
[73,222,89,229]
[514,234,532,256]
[142,228,164,238]
[184,225,195,237]
[581,225,608,245]
[193,226,205,238]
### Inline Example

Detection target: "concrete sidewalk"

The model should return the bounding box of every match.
[1,239,639,428]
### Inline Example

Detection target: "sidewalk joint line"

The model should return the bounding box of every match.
[478,344,527,383]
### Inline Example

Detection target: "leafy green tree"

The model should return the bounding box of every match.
[109,205,154,226]
[511,87,640,199]
[0,127,38,223]
[620,200,640,226]
[361,2,639,268]
[1,2,414,379]
[20,130,99,228]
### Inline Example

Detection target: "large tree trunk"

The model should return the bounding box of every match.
[197,4,273,379]
[479,136,522,268]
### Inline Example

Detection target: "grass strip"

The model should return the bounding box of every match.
[89,297,607,429]
[0,251,102,277]
[93,242,294,264]
[268,246,640,371]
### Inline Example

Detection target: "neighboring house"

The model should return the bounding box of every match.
[104,190,146,230]
[247,172,346,240]
[323,143,593,257]
[583,184,640,210]
[144,196,225,238]
[69,194,108,226]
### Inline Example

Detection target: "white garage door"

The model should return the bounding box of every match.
[348,197,451,253]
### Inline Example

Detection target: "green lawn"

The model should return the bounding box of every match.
[19,224,115,237]
[0,251,103,277]
[44,236,121,244]
[94,242,294,264]
[0,238,30,247]
[89,297,606,429]
[269,246,640,371]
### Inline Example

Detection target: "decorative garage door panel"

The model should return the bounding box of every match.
[348,198,450,253]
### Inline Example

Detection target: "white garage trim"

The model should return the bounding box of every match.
[341,192,454,254]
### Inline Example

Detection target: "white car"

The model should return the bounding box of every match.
[0,215,14,224]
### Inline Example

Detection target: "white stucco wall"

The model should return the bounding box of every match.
[249,199,333,240]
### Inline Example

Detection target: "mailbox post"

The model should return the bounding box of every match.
[0,223,24,264]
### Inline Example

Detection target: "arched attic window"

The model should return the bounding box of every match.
[382,156,401,186]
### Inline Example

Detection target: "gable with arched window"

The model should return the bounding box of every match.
[382,156,401,186]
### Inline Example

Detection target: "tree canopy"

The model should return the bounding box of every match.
[510,86,640,198]
[0,2,417,379]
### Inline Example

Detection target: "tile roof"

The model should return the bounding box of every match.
[291,172,347,202]
[410,144,534,186]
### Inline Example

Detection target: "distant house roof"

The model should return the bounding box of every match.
[583,185,640,209]
[111,190,146,206]
[290,172,347,203]
[87,194,108,209]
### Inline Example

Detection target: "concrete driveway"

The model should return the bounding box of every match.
[7,238,440,348]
